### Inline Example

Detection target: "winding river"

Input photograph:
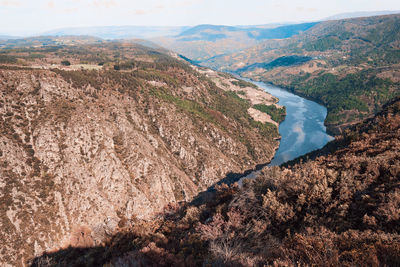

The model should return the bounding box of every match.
[238,79,334,183]
[253,81,334,166]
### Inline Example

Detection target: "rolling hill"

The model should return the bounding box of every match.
[201,14,400,134]
[152,22,319,62]
[43,26,190,39]
[0,35,103,48]
[325,10,400,20]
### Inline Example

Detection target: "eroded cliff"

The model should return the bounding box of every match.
[0,42,279,266]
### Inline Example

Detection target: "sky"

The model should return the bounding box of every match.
[1,0,400,35]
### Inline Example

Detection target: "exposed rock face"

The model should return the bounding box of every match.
[29,97,400,267]
[0,57,278,265]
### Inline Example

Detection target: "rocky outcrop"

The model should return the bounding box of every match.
[31,98,400,267]
[0,53,279,266]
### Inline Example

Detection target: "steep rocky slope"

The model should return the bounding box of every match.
[33,97,400,266]
[0,42,280,266]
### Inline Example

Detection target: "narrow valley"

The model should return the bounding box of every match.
[0,4,399,267]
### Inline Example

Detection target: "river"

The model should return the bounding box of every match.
[254,81,334,166]
[238,79,334,182]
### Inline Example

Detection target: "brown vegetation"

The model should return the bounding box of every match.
[0,42,280,266]
[31,99,400,266]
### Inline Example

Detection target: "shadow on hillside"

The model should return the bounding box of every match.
[29,161,272,266]
[190,160,271,205]
[30,245,155,267]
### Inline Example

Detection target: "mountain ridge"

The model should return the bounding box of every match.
[200,13,400,135]
[325,10,400,20]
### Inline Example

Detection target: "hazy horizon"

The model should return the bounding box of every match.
[1,0,400,36]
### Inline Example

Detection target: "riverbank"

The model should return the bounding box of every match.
[201,69,283,125]
[242,78,334,166]
[203,76,335,187]
[243,77,343,136]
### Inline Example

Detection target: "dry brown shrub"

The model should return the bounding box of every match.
[196,213,225,241]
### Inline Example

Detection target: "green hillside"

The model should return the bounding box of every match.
[204,14,400,134]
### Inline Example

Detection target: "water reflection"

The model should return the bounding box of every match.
[245,80,334,166]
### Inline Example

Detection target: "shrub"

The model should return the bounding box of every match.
[61,60,71,66]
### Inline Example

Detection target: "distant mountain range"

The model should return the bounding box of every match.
[0,35,103,48]
[43,26,190,39]
[202,14,400,135]
[0,35,19,40]
[151,22,319,61]
[0,10,398,41]
[325,10,400,20]
[175,22,318,41]
[39,23,318,42]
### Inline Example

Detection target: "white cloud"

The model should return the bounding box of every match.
[293,125,305,145]
[90,0,118,8]
[1,0,400,35]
